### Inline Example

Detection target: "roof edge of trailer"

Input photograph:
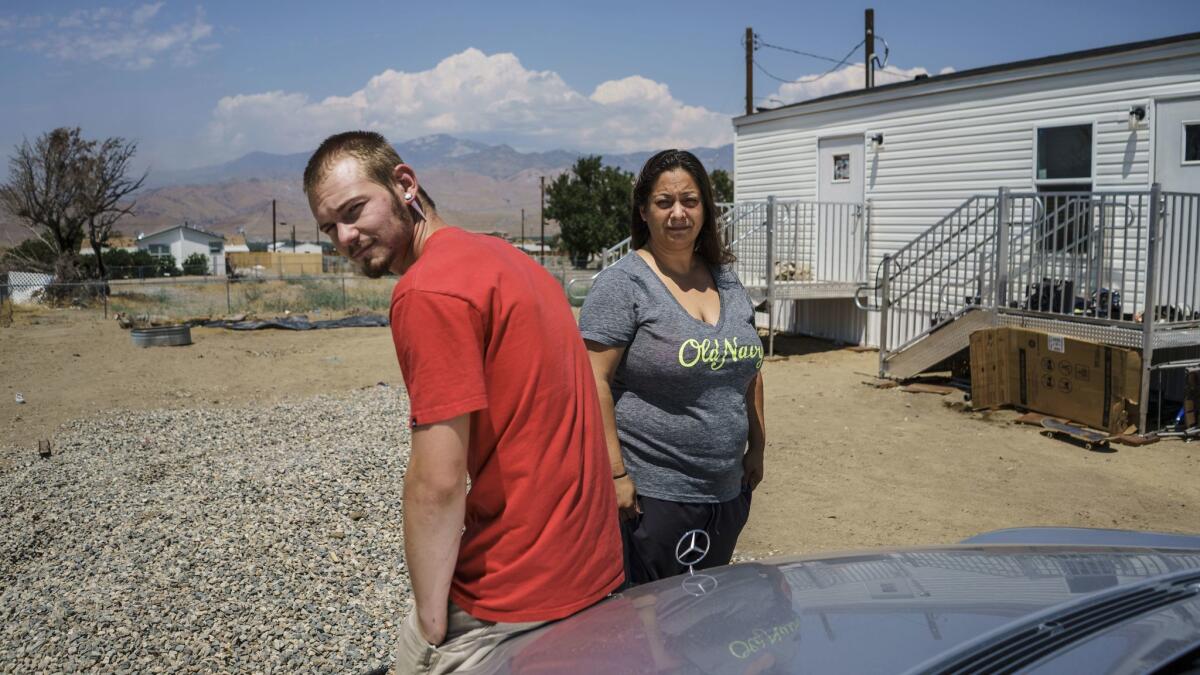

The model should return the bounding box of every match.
[736,31,1200,124]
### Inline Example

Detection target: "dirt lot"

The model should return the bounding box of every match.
[3,306,1198,556]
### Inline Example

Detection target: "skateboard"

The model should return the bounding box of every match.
[1040,418,1110,450]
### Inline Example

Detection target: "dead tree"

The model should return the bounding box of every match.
[0,128,92,282]
[80,137,147,282]
[0,128,147,294]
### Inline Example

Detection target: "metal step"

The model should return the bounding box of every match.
[883,309,996,379]
[745,282,862,303]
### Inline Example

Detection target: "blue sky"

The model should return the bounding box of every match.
[1,0,1196,171]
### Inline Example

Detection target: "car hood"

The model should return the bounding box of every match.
[471,529,1200,674]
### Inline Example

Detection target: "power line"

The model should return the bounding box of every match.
[757,40,850,66]
[753,39,865,86]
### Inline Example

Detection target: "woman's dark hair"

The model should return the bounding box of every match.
[631,149,734,265]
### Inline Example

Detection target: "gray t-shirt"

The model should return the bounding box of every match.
[579,252,764,503]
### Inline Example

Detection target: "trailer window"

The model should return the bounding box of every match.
[832,154,850,182]
[1185,123,1200,164]
[1036,124,1092,181]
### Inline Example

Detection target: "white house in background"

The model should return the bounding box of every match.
[268,241,323,254]
[136,224,226,276]
[733,31,1200,346]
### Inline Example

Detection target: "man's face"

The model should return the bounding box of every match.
[309,157,412,278]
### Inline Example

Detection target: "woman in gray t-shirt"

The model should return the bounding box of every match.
[580,149,766,585]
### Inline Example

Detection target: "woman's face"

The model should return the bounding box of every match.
[640,168,704,254]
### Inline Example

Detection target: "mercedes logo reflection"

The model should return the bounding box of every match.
[675,529,711,571]
[681,573,719,597]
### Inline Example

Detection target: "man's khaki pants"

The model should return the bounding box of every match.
[392,602,547,674]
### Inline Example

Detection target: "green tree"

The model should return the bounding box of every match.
[710,169,734,204]
[0,237,58,271]
[544,156,633,268]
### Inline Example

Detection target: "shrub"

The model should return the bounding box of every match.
[154,253,181,277]
[183,252,210,276]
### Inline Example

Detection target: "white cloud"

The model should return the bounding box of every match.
[207,48,734,158]
[14,3,214,69]
[765,63,955,106]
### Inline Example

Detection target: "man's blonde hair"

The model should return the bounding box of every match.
[303,131,436,211]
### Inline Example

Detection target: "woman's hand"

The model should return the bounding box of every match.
[615,475,641,521]
[743,371,765,492]
[742,448,764,492]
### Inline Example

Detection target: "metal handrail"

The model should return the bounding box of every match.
[890,196,993,263]
[888,203,998,304]
[597,201,761,271]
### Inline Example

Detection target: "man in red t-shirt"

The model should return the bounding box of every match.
[303,132,623,673]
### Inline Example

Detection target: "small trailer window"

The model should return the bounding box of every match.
[1185,123,1200,164]
[832,154,850,182]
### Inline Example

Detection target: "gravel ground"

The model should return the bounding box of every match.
[0,385,412,674]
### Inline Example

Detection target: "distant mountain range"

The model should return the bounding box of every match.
[148,134,732,188]
[0,135,732,245]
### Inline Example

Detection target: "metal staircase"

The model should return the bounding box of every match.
[864,184,1200,435]
[874,194,1001,379]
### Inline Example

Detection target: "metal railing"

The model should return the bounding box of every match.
[598,202,740,270]
[874,184,1200,434]
[879,195,999,358]
[1154,192,1200,328]
[582,198,867,357]
[879,187,1200,353]
[705,199,867,292]
[1001,190,1153,325]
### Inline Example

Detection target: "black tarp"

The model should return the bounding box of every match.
[200,314,389,331]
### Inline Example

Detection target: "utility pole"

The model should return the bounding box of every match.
[272,199,277,251]
[865,9,875,90]
[520,208,525,246]
[539,176,546,265]
[744,27,754,115]
[290,224,296,253]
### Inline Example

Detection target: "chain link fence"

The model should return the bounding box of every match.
[2,252,597,326]
[0,275,398,326]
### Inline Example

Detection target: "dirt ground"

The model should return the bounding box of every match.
[2,306,1198,557]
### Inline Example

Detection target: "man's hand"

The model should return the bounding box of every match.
[743,371,765,492]
[417,606,447,646]
[615,475,641,522]
[404,414,470,650]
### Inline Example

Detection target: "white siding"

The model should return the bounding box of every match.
[735,39,1200,346]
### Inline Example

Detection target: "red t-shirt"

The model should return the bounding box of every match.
[390,227,623,623]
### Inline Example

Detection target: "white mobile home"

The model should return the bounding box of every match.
[268,241,323,254]
[733,31,1200,348]
[137,225,226,276]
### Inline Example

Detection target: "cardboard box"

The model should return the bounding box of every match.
[969,328,1013,410]
[970,327,1141,433]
